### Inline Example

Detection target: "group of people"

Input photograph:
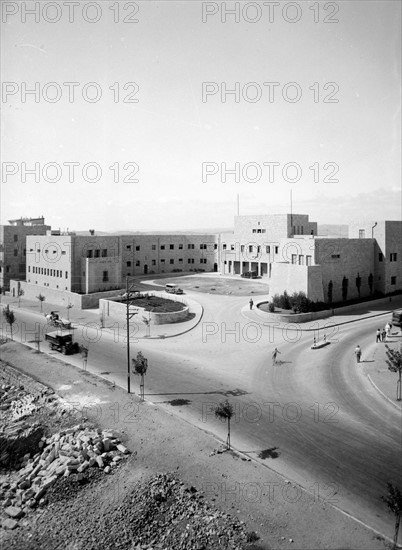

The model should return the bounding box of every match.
[376,322,392,343]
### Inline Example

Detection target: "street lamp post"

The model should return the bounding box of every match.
[126,277,139,394]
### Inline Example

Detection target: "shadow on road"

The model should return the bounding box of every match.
[146,388,250,397]
[258,447,280,459]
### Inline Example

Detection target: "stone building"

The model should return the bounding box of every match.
[220,213,401,303]
[0,217,50,291]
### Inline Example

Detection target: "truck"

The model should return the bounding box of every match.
[45,331,80,355]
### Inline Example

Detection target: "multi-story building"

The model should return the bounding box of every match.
[0,217,50,291]
[220,213,401,303]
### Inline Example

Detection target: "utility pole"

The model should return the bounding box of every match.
[126,277,139,394]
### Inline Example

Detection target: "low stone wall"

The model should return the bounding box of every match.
[9,281,122,310]
[100,292,190,325]
[331,295,402,316]
[255,302,331,323]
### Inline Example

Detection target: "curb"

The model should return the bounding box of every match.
[366,374,402,412]
[241,307,393,331]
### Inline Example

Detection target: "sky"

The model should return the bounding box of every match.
[1,0,401,232]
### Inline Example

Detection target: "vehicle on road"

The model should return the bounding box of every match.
[45,311,72,329]
[391,309,402,327]
[165,283,184,295]
[241,271,258,279]
[45,331,79,355]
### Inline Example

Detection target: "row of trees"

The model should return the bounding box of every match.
[328,272,374,305]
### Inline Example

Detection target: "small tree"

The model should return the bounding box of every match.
[386,344,402,401]
[327,280,333,306]
[132,351,148,401]
[36,293,45,312]
[355,273,361,298]
[4,307,16,340]
[142,315,151,337]
[368,273,374,295]
[341,277,349,302]
[17,288,24,308]
[381,483,402,550]
[215,399,234,450]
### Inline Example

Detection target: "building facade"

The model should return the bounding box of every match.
[220,213,401,303]
[0,217,50,291]
[23,231,219,295]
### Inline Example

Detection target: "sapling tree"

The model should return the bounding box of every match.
[355,273,361,297]
[215,399,234,450]
[4,307,16,340]
[341,276,349,302]
[381,483,402,550]
[386,344,402,401]
[327,280,333,306]
[132,351,148,401]
[36,293,45,312]
[368,273,374,295]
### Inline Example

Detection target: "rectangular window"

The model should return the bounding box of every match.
[291,254,297,264]
[231,245,235,251]
[102,270,109,282]
[61,251,66,255]
[127,261,131,267]
[266,246,270,253]
[241,245,245,252]
[152,260,156,266]
[161,245,165,250]
[170,259,174,264]
[257,246,261,253]
[306,255,312,266]
[102,249,107,257]
[136,260,140,267]
[65,271,68,279]
[94,250,100,258]
[126,245,131,250]
[359,229,365,239]
[14,235,18,242]
[13,249,18,256]
[179,258,183,263]
[252,229,256,233]
[298,255,304,265]
[28,266,31,273]
[170,244,174,250]
[222,244,227,250]
[87,250,93,258]
[161,259,165,263]
[390,253,397,262]
[200,258,207,264]
[249,245,253,253]
[6,266,10,273]
[136,245,140,251]
[179,244,183,249]
[379,253,383,262]
[214,244,218,249]
[391,276,397,285]
[275,246,279,254]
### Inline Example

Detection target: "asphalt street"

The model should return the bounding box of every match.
[2,292,401,542]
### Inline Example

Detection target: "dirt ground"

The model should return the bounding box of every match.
[0,340,394,550]
[156,276,269,297]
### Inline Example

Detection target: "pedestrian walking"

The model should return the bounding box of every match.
[381,328,387,342]
[385,322,391,339]
[249,298,254,310]
[272,347,281,365]
[376,328,381,343]
[354,345,362,363]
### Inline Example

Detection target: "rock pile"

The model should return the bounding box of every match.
[0,424,130,530]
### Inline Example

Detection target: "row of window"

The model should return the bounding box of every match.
[29,266,68,279]
[126,258,207,267]
[86,249,108,258]
[223,244,280,254]
[378,252,398,262]
[126,243,214,251]
[291,255,312,266]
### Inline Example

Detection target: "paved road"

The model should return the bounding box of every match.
[2,294,401,542]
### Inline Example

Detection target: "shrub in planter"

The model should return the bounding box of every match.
[268,302,275,313]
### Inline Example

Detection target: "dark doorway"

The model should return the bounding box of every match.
[144,265,148,275]
[214,263,218,272]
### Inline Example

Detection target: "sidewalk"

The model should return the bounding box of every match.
[361,336,402,411]
[0,292,204,340]
[241,295,402,331]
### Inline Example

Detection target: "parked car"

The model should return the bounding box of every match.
[241,271,258,279]
[165,283,184,295]
[45,331,79,355]
[45,311,72,329]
